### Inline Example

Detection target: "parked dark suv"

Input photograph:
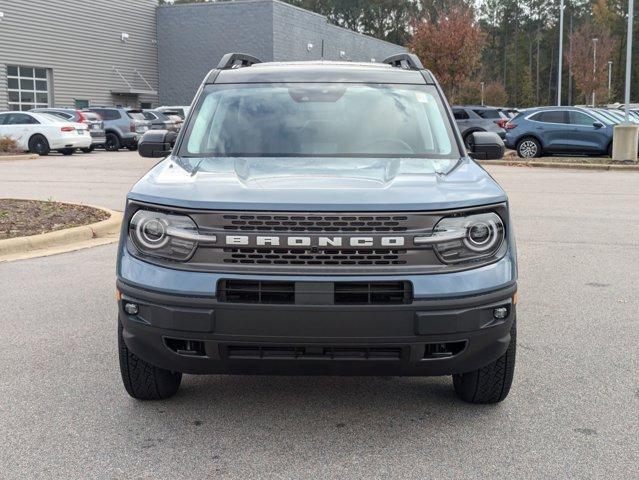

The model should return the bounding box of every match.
[117,53,517,404]
[505,106,614,158]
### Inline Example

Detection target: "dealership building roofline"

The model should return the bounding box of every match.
[0,0,404,110]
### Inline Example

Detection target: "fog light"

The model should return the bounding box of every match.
[493,307,509,319]
[124,302,139,315]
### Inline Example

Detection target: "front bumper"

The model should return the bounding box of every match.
[117,279,516,376]
[120,135,138,148]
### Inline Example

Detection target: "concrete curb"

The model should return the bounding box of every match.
[0,205,123,262]
[479,159,639,171]
[0,153,40,162]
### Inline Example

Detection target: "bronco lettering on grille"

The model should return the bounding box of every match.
[224,235,405,247]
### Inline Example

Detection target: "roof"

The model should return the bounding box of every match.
[212,61,431,85]
[526,105,593,111]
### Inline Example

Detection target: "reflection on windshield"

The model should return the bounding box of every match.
[175,156,457,177]
[182,83,459,160]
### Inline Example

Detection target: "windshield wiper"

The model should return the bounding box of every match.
[189,158,206,176]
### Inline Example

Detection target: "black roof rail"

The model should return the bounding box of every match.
[217,53,262,70]
[382,53,424,70]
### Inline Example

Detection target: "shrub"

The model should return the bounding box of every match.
[0,135,20,155]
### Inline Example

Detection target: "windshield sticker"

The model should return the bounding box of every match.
[415,92,429,103]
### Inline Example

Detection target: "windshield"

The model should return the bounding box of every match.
[179,83,460,172]
[587,110,615,125]
[474,109,506,119]
[127,111,146,121]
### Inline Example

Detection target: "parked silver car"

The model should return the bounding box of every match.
[30,107,106,152]
[155,105,190,119]
[142,109,183,132]
[84,107,151,151]
[452,106,507,148]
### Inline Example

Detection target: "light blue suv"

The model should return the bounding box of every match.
[116,53,517,404]
[505,106,614,158]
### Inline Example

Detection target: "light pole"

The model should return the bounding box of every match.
[612,0,637,161]
[481,82,485,106]
[608,61,613,100]
[557,0,564,105]
[623,0,634,123]
[592,38,598,106]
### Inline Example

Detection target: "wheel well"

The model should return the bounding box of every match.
[28,132,48,145]
[516,135,542,148]
[104,129,121,138]
[462,128,485,139]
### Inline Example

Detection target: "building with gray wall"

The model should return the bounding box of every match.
[157,0,405,105]
[0,0,159,110]
[0,0,404,111]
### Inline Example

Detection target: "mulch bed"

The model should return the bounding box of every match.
[0,199,110,240]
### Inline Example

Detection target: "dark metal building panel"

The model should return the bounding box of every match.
[156,0,406,105]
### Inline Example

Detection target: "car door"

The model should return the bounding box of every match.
[568,111,611,153]
[0,113,38,150]
[528,110,571,152]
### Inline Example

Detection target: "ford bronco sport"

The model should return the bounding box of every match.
[117,53,517,404]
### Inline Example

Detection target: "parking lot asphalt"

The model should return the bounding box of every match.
[1,151,638,479]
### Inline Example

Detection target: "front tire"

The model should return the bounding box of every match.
[118,321,182,400]
[28,134,50,156]
[516,137,542,158]
[452,320,516,404]
[81,146,95,153]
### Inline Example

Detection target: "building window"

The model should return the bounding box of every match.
[7,65,51,111]
[75,99,89,109]
[140,102,152,109]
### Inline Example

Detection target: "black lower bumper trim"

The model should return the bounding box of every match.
[117,280,516,376]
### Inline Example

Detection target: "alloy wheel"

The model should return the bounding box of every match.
[519,140,538,158]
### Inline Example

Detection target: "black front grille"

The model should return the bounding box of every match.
[334,281,412,305]
[217,280,412,305]
[218,280,295,304]
[220,214,409,232]
[226,345,403,361]
[222,248,408,266]
[179,209,448,274]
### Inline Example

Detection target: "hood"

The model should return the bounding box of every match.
[128,156,507,211]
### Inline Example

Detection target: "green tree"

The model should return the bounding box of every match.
[517,64,535,107]
[288,0,417,45]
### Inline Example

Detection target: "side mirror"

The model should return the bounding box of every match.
[138,130,178,158]
[593,122,604,129]
[467,131,505,160]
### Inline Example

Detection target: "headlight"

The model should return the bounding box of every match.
[416,212,505,264]
[129,209,216,261]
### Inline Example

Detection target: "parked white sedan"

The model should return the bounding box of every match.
[0,111,91,155]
